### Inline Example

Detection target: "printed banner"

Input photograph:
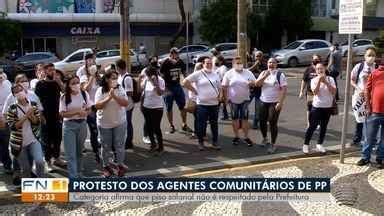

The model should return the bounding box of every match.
[17,0,75,13]
[75,0,95,13]
[352,92,366,123]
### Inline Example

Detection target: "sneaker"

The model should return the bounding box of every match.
[302,145,310,154]
[198,142,205,151]
[243,138,254,147]
[210,143,221,151]
[267,144,277,154]
[182,125,193,133]
[232,137,240,146]
[261,138,270,147]
[169,125,176,134]
[102,166,114,177]
[53,158,67,168]
[190,133,197,139]
[117,165,128,177]
[142,137,151,144]
[376,160,383,169]
[316,144,326,153]
[357,159,370,166]
[149,144,158,153]
[45,160,54,172]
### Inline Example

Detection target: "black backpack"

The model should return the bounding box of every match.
[122,74,141,103]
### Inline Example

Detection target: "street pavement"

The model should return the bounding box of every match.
[0,66,366,214]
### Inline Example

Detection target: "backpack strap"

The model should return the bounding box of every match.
[122,73,129,89]
[80,90,87,104]
[356,62,365,84]
[276,70,282,87]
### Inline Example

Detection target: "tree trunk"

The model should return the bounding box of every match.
[170,0,186,47]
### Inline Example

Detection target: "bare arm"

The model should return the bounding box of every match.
[95,94,113,110]
[254,71,270,87]
[324,78,337,95]
[312,78,322,95]
[182,79,197,95]
[82,76,96,92]
[299,80,306,97]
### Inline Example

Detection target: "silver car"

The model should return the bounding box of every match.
[341,39,375,57]
[273,39,331,67]
[159,45,210,65]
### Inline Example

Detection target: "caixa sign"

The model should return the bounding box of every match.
[71,27,101,35]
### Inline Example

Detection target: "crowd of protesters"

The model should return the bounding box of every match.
[0,45,383,185]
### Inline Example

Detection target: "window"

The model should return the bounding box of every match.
[108,50,120,57]
[252,0,271,14]
[284,41,303,50]
[67,52,84,62]
[97,52,108,58]
[355,40,372,46]
[313,41,329,48]
[365,0,377,16]
[217,44,237,51]
[311,0,327,17]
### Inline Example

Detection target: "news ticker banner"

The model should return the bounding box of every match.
[21,178,331,203]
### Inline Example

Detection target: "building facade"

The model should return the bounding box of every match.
[0,0,193,58]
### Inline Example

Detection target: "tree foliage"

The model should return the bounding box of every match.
[0,13,22,57]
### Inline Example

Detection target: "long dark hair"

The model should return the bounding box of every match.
[100,69,118,94]
[63,74,79,106]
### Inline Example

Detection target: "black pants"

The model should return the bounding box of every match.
[142,107,163,150]
[86,111,100,154]
[259,102,280,144]
[41,120,62,161]
[353,122,364,144]
[304,107,332,145]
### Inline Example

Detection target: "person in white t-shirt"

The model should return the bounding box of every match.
[60,75,91,178]
[303,63,336,154]
[187,62,203,139]
[0,71,12,173]
[76,53,96,78]
[116,59,135,150]
[255,58,288,153]
[214,55,229,120]
[183,57,221,150]
[222,57,256,147]
[140,66,166,155]
[95,70,129,177]
[350,48,377,146]
[80,62,101,163]
[30,64,45,90]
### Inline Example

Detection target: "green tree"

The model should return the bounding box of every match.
[0,13,22,57]
[198,0,237,44]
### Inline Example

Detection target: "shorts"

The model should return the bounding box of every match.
[230,101,250,120]
[164,84,186,112]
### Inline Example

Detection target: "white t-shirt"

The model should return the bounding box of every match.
[2,90,43,116]
[118,73,134,111]
[59,91,92,121]
[142,76,166,109]
[0,80,12,117]
[311,76,336,108]
[16,103,38,147]
[351,62,376,93]
[222,69,256,104]
[80,75,99,104]
[30,79,39,90]
[95,86,127,128]
[215,65,228,81]
[185,70,221,106]
[260,70,288,103]
[76,65,87,78]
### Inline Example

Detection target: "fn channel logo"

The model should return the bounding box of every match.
[21,178,69,202]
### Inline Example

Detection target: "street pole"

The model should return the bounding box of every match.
[186,11,190,75]
[120,0,131,73]
[237,0,247,66]
[340,34,353,163]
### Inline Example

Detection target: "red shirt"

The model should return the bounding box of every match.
[366,66,384,113]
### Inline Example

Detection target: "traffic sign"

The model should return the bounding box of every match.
[338,0,364,34]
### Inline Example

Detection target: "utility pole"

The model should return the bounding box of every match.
[237,0,247,66]
[120,0,131,72]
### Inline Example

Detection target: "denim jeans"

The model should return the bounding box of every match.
[362,114,384,161]
[63,120,87,178]
[125,109,134,148]
[196,105,219,145]
[0,127,12,170]
[98,122,127,168]
[250,94,262,128]
[87,111,100,154]
[17,141,45,177]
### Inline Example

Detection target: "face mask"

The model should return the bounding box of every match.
[71,84,81,92]
[366,56,376,64]
[21,81,29,90]
[234,64,243,71]
[15,91,26,100]
[204,68,212,73]
[111,80,118,88]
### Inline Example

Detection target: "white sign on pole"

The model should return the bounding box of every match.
[339,0,364,34]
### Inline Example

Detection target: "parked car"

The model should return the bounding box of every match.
[15,52,59,78]
[159,45,210,65]
[96,49,147,71]
[192,43,238,64]
[54,48,94,74]
[0,58,24,82]
[273,39,331,67]
[341,39,375,57]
